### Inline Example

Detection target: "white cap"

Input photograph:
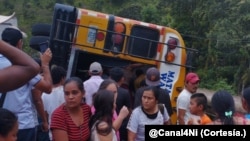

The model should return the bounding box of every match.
[0,12,15,24]
[89,62,102,74]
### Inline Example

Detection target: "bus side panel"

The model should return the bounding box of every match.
[159,28,186,124]
[74,9,109,54]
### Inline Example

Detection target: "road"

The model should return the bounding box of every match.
[197,88,246,113]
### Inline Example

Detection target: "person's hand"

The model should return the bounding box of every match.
[187,118,194,125]
[118,106,129,120]
[188,117,200,125]
[41,48,52,66]
[41,121,49,132]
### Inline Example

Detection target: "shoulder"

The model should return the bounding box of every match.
[51,105,66,121]
[52,104,65,116]
[131,107,142,115]
[81,103,91,110]
[135,87,145,94]
[178,89,190,98]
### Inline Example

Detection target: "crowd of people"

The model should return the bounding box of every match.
[1,17,250,141]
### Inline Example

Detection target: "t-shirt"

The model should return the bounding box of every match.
[176,88,193,124]
[200,114,212,125]
[127,106,169,141]
[50,103,91,141]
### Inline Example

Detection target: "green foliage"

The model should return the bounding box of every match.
[141,4,160,24]
[2,0,250,95]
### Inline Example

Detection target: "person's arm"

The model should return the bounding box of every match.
[177,109,186,125]
[34,48,52,93]
[113,106,129,131]
[127,130,136,141]
[127,109,138,141]
[31,88,49,132]
[52,129,69,141]
[50,106,68,141]
[0,40,39,92]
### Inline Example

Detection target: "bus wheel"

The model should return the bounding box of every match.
[32,23,51,36]
[29,36,50,51]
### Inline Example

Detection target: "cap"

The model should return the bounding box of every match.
[186,72,200,84]
[89,62,102,74]
[0,12,15,24]
[145,67,160,86]
[2,26,27,46]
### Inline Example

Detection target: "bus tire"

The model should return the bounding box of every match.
[31,23,51,36]
[29,36,50,51]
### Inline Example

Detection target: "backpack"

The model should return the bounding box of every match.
[158,103,164,115]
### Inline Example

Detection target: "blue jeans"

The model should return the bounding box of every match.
[17,128,36,141]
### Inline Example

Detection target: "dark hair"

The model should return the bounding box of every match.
[211,90,235,125]
[191,93,208,111]
[243,87,250,108]
[142,86,160,100]
[98,79,117,91]
[64,77,84,92]
[109,67,124,82]
[90,89,114,135]
[0,108,18,137]
[2,28,22,47]
[135,68,144,77]
[51,66,66,85]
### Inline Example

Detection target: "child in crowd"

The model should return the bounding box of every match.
[188,93,212,125]
[234,87,250,124]
[208,90,235,125]
[0,108,18,141]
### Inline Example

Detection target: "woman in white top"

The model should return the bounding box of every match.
[127,86,171,141]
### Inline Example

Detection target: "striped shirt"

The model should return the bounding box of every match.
[50,103,91,141]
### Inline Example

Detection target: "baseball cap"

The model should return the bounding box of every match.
[186,72,200,84]
[2,26,27,46]
[89,62,103,74]
[145,67,160,86]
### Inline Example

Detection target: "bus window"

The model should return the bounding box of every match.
[127,25,159,59]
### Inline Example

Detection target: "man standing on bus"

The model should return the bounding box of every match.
[177,72,200,125]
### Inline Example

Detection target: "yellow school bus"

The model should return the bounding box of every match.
[48,3,198,124]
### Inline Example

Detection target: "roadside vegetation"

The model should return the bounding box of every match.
[1,0,250,95]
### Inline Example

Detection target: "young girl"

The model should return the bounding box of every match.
[91,79,129,140]
[89,89,117,141]
[208,90,235,125]
[50,77,91,141]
